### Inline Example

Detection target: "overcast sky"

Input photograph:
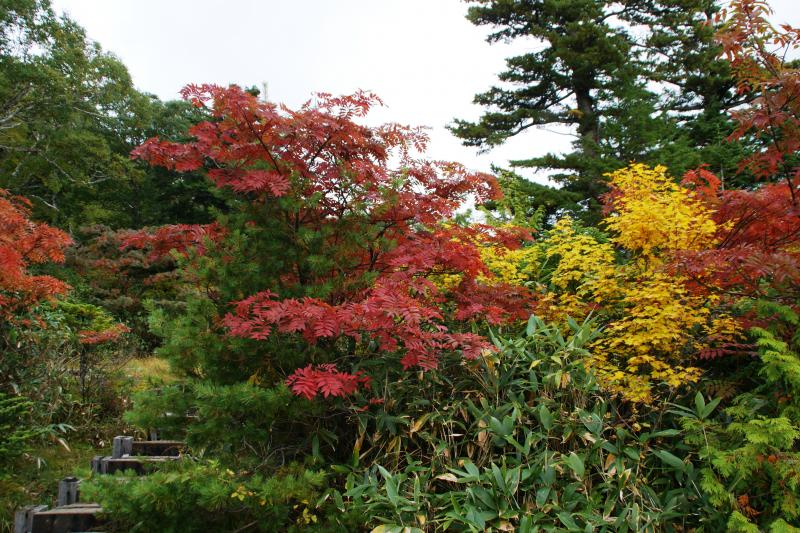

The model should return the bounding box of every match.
[51,0,800,184]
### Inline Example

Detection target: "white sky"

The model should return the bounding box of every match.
[52,0,800,184]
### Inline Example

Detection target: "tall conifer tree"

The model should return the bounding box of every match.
[452,0,745,223]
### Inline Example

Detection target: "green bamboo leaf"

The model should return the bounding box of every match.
[491,463,507,492]
[565,452,585,478]
[653,449,686,472]
[538,404,553,431]
[558,512,581,531]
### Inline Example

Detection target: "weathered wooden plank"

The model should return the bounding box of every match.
[130,440,184,457]
[30,503,102,533]
[14,504,47,533]
[92,455,181,475]
[101,456,145,475]
[109,436,185,458]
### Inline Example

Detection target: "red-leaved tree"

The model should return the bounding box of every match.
[717,0,800,198]
[0,189,71,322]
[127,85,536,399]
[666,3,800,339]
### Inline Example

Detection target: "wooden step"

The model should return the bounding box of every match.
[15,503,103,533]
[91,454,180,475]
[14,505,47,533]
[111,436,184,458]
[131,439,184,457]
[15,439,188,532]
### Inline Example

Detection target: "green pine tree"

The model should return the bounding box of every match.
[451,0,747,223]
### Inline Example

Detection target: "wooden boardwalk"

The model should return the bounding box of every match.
[14,437,185,533]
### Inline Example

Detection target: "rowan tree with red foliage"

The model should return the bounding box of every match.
[679,169,800,300]
[717,0,800,197]
[665,3,800,345]
[670,3,800,297]
[128,85,536,399]
[120,223,226,262]
[0,189,71,322]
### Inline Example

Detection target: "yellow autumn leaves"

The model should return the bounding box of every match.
[539,217,618,321]
[545,165,739,402]
[478,244,540,286]
[430,227,540,290]
[457,164,740,403]
[605,164,718,256]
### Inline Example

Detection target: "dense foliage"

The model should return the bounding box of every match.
[0,0,224,227]
[342,317,695,531]
[0,188,71,320]
[82,461,363,532]
[5,0,800,531]
[124,84,538,394]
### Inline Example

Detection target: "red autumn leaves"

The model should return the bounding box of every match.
[129,84,536,399]
[0,189,71,321]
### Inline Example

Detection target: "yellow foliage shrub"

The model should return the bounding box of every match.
[478,243,540,286]
[432,164,740,402]
[590,270,708,403]
[539,217,619,321]
[533,164,739,403]
[604,163,718,257]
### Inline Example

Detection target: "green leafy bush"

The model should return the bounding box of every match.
[0,392,38,466]
[340,317,698,532]
[81,460,363,532]
[676,323,800,531]
[125,381,330,468]
[1,296,136,426]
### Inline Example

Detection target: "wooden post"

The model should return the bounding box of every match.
[112,436,133,458]
[56,477,80,506]
[90,455,104,474]
[14,504,47,533]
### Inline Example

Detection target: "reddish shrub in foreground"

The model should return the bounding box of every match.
[128,85,537,398]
